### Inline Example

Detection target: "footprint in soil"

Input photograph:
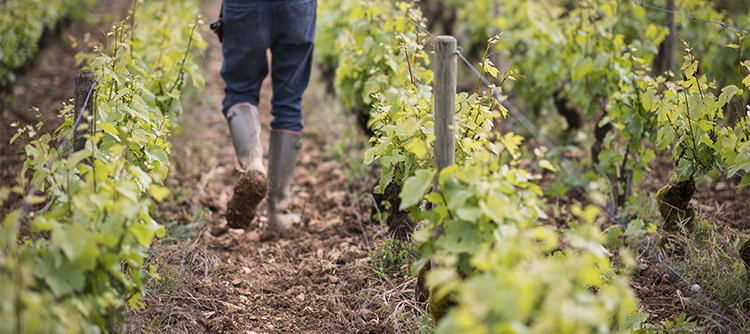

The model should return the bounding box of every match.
[225,170,268,229]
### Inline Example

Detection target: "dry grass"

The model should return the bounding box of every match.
[118,237,223,333]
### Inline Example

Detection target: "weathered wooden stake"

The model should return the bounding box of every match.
[431,36,457,255]
[434,35,456,176]
[73,70,95,152]
[655,0,676,74]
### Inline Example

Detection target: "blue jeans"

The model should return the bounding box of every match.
[221,0,317,133]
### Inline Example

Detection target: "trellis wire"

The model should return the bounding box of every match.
[631,0,750,32]
[387,0,749,220]
[385,0,621,225]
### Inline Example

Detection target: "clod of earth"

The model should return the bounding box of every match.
[226,170,268,229]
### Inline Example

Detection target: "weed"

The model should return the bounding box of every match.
[645,216,750,332]
[370,239,418,277]
[631,312,703,333]
[120,239,220,333]
[393,309,433,334]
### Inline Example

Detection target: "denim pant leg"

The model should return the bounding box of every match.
[220,1,271,116]
[269,0,317,133]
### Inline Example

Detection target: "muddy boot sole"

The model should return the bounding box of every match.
[226,170,268,229]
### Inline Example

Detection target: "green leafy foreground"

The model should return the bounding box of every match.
[315,0,639,332]
[0,0,206,332]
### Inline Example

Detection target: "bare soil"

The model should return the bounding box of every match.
[629,261,698,326]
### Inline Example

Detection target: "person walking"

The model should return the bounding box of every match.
[216,0,317,231]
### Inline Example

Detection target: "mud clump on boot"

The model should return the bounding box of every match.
[226,170,268,229]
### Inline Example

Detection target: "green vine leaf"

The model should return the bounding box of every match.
[400,169,433,210]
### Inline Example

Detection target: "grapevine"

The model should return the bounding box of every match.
[0,0,206,332]
[315,0,641,330]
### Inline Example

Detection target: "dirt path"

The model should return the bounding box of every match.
[136,2,408,333]
[0,1,413,332]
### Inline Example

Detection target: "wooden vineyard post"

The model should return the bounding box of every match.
[654,0,676,74]
[74,70,95,152]
[434,35,457,178]
[432,36,457,250]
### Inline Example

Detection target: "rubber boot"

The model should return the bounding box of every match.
[225,103,268,229]
[267,130,302,231]
[227,103,264,172]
